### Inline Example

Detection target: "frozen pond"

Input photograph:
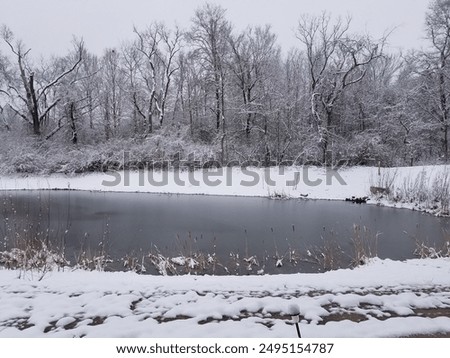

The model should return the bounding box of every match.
[1,190,449,274]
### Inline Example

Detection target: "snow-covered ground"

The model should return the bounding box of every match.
[1,165,449,337]
[0,165,447,208]
[1,258,450,338]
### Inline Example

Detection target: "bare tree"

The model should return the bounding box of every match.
[99,48,125,139]
[43,45,95,143]
[156,26,182,126]
[188,3,231,134]
[0,51,9,129]
[78,49,101,131]
[424,0,450,162]
[133,25,159,135]
[122,40,145,135]
[1,26,83,136]
[174,51,202,136]
[132,23,182,134]
[296,14,384,164]
[229,25,279,139]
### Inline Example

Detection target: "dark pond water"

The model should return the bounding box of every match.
[1,190,449,275]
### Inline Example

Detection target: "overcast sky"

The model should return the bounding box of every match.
[0,0,431,57]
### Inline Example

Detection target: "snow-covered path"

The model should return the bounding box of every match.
[1,258,450,338]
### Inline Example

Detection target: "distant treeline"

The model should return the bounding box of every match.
[0,1,449,173]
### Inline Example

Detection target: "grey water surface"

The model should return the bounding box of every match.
[1,190,449,274]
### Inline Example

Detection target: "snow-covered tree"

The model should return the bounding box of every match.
[188,3,232,134]
[132,23,182,134]
[422,0,450,162]
[296,14,385,165]
[1,26,83,136]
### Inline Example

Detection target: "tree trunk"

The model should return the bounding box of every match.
[88,95,94,129]
[28,74,41,135]
[104,95,111,140]
[439,68,449,163]
[221,74,226,134]
[215,84,221,130]
[69,102,78,145]
[321,109,333,166]
[149,104,155,135]
[444,123,449,163]
[245,87,251,138]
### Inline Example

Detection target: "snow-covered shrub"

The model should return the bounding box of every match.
[397,169,429,203]
[0,130,213,175]
[10,152,47,174]
[148,253,177,276]
[75,251,113,272]
[413,234,450,259]
[373,167,450,216]
[0,241,69,280]
[432,169,450,214]
[121,253,147,274]
[335,132,391,166]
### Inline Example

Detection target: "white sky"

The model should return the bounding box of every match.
[0,0,430,57]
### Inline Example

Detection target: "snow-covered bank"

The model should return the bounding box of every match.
[0,165,448,213]
[1,258,450,338]
[0,165,374,198]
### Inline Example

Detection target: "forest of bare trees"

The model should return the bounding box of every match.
[0,0,450,174]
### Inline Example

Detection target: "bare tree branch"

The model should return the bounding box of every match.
[37,41,84,101]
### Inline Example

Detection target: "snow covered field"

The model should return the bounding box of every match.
[1,258,450,338]
[1,165,450,337]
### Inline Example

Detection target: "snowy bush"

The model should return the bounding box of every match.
[121,253,147,274]
[11,152,45,174]
[75,251,113,272]
[0,241,69,280]
[413,234,450,259]
[432,170,450,214]
[335,132,391,166]
[397,169,430,204]
[370,167,450,216]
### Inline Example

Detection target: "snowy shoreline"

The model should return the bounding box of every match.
[0,165,448,215]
